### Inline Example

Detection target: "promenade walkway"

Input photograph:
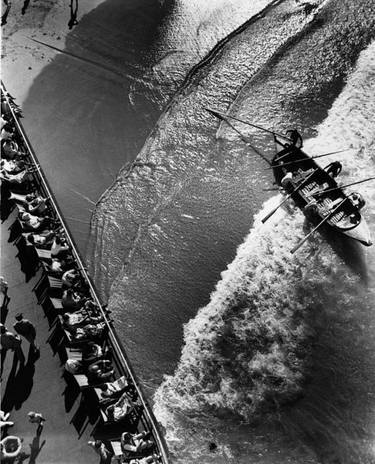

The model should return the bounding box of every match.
[1,210,94,463]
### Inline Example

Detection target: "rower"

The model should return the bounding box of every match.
[281,171,293,188]
[349,192,365,209]
[286,129,303,148]
[325,161,342,178]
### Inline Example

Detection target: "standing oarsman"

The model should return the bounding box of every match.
[286,129,303,148]
[325,161,342,178]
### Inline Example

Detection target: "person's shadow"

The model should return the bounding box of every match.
[68,0,79,29]
[21,0,31,15]
[28,425,46,464]
[15,424,47,463]
[1,346,37,412]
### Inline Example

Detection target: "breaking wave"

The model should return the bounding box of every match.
[154,40,375,463]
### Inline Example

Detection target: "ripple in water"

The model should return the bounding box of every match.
[154,40,375,464]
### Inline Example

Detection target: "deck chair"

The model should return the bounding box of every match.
[110,441,123,463]
[35,247,52,261]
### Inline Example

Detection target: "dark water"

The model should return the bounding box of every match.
[87,0,375,462]
[20,0,265,251]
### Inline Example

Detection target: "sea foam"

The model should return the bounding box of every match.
[154,38,375,461]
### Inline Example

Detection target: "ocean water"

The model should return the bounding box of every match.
[154,42,375,462]
[87,0,375,462]
[19,0,268,250]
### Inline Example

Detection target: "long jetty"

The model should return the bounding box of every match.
[1,81,170,464]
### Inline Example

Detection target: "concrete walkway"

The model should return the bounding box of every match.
[1,210,96,464]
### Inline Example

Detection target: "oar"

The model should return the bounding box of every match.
[290,197,348,254]
[313,177,375,197]
[265,149,351,170]
[261,169,318,223]
[206,108,272,166]
[206,108,289,140]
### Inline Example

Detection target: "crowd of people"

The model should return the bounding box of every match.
[1,90,165,463]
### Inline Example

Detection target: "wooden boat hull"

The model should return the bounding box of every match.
[272,141,372,247]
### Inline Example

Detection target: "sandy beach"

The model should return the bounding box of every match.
[2,0,105,104]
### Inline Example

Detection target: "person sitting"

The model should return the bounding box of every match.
[1,139,20,159]
[0,122,14,141]
[0,116,8,130]
[280,171,293,188]
[87,359,114,384]
[349,192,365,209]
[27,230,55,247]
[81,342,104,366]
[20,212,51,232]
[69,322,107,344]
[0,167,33,185]
[0,158,28,174]
[64,343,106,375]
[61,288,84,312]
[61,268,80,288]
[121,431,154,454]
[51,236,70,259]
[62,311,90,329]
[105,391,135,422]
[98,377,137,405]
[47,256,75,277]
[27,196,48,215]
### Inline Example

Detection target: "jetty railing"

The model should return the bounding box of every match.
[1,81,170,464]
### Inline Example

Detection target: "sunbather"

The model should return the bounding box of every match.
[61,268,80,288]
[0,167,33,185]
[87,359,114,384]
[51,236,70,259]
[105,392,134,422]
[98,377,137,404]
[27,230,56,247]
[0,158,28,174]
[121,431,154,454]
[20,212,52,232]
[61,288,84,312]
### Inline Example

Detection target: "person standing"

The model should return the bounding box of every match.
[0,324,24,372]
[13,313,38,353]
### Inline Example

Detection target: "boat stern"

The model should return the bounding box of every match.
[343,220,373,246]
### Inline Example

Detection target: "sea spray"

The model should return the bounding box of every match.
[154,39,375,463]
[155,198,329,418]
